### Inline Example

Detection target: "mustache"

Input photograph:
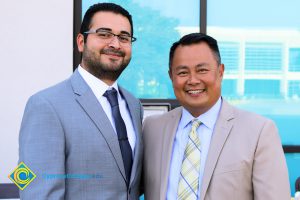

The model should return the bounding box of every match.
[100,48,125,57]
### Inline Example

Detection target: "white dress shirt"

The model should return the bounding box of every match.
[166,97,222,200]
[78,65,136,154]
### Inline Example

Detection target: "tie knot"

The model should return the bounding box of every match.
[103,88,118,107]
[191,119,201,131]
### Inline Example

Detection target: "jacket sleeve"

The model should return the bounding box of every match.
[19,94,65,199]
[252,119,291,200]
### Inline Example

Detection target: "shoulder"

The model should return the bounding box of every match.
[233,105,273,126]
[221,100,278,140]
[118,86,139,102]
[142,107,182,143]
[222,100,274,126]
[143,107,182,126]
[25,78,72,109]
[118,85,143,110]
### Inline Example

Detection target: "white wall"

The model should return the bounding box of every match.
[0,0,73,183]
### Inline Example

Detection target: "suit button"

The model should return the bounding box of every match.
[128,188,131,194]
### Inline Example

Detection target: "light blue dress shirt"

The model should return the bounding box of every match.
[166,98,222,200]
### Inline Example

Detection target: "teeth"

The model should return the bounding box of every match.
[188,90,204,94]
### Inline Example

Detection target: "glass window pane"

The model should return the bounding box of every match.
[219,42,239,72]
[245,43,282,71]
[244,80,281,98]
[222,79,238,98]
[82,0,200,98]
[289,48,300,72]
[289,81,300,98]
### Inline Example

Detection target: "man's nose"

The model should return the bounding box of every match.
[108,36,121,49]
[187,73,201,85]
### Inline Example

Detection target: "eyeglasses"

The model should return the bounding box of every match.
[84,28,137,45]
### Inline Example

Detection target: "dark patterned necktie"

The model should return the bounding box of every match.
[103,88,133,186]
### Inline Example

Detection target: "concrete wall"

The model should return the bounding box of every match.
[0,0,73,183]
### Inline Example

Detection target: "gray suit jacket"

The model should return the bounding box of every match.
[19,69,143,200]
[143,100,290,200]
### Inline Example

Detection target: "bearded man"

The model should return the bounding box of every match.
[19,3,143,200]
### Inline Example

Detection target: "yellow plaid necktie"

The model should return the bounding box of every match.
[177,119,201,200]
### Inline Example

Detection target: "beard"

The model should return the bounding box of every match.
[82,46,131,81]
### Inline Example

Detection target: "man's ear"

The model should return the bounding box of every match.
[168,69,173,82]
[77,33,85,52]
[219,64,225,79]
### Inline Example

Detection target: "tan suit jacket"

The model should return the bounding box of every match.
[142,100,290,200]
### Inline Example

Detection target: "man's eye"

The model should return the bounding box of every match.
[97,32,112,38]
[118,35,130,42]
[177,71,188,76]
[198,68,208,73]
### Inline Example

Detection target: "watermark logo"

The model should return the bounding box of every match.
[8,162,36,190]
[42,173,102,180]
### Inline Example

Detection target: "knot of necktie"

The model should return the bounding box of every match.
[191,119,201,132]
[103,88,118,107]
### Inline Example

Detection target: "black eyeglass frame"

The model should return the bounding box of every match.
[83,28,137,43]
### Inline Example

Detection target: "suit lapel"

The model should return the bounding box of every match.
[119,86,142,187]
[200,100,234,200]
[160,107,182,199]
[70,70,126,181]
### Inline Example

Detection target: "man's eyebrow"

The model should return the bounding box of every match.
[174,65,188,71]
[120,30,131,36]
[95,27,112,32]
[195,63,209,67]
[95,28,131,36]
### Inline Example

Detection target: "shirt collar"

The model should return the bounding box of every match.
[181,97,222,130]
[77,65,119,99]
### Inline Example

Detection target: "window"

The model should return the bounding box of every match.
[219,42,239,72]
[244,80,281,98]
[289,81,300,98]
[222,79,238,98]
[245,43,282,71]
[289,48,300,72]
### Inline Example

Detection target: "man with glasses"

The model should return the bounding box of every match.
[19,3,143,199]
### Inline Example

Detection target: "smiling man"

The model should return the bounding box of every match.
[142,33,290,200]
[19,3,143,200]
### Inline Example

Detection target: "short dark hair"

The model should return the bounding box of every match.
[169,33,221,70]
[80,3,133,42]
